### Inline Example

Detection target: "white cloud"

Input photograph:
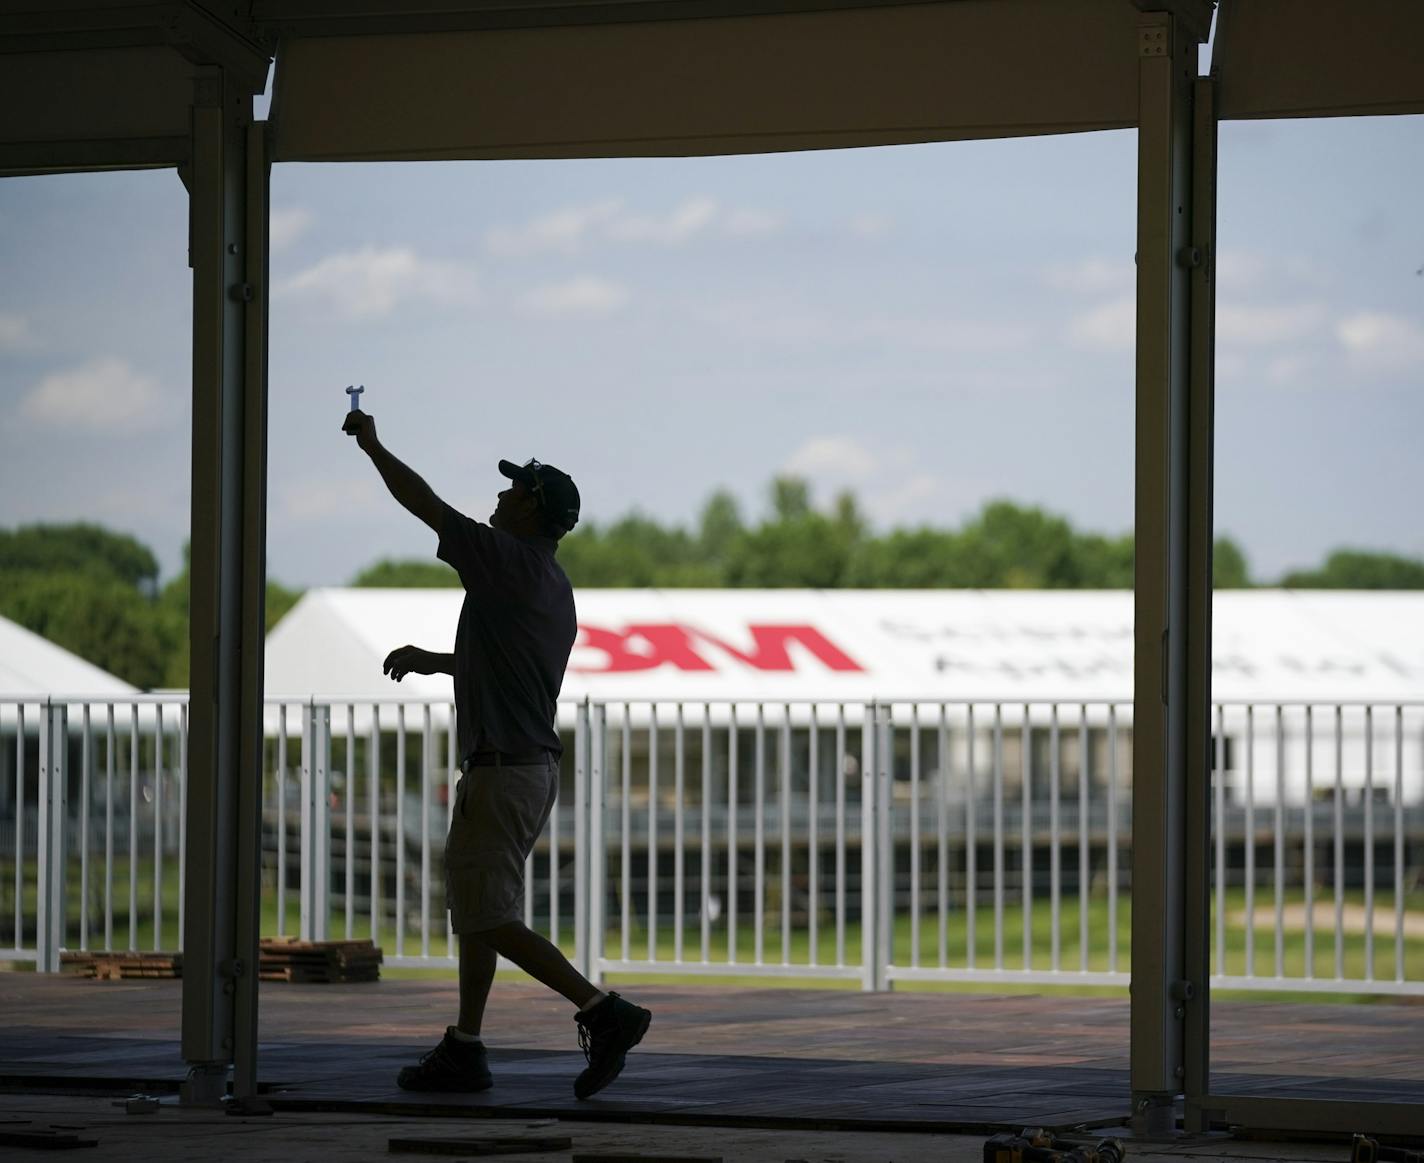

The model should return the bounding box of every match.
[20,356,164,432]
[607,196,719,245]
[1044,258,1134,295]
[703,299,1030,352]
[275,247,479,320]
[1215,250,1269,291]
[782,437,944,524]
[858,315,1033,353]
[0,312,36,351]
[1065,296,1136,351]
[517,276,629,319]
[485,200,622,257]
[269,207,314,252]
[698,298,833,345]
[1216,250,1329,294]
[1337,311,1424,368]
[721,208,783,237]
[281,476,380,522]
[868,472,940,524]
[784,435,878,481]
[1216,302,1326,346]
[1264,354,1314,387]
[847,213,892,240]
[485,196,780,256]
[1214,351,1249,385]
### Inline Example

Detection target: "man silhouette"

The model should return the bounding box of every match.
[343,407,650,1098]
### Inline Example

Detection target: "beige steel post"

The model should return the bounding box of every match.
[180,70,271,1108]
[1181,74,1218,1135]
[1130,5,1211,1137]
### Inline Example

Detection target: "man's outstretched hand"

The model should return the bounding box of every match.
[383,645,441,682]
[342,408,380,455]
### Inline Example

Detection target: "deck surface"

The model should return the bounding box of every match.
[3,975,1421,1133]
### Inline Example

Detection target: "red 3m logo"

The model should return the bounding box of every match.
[573,623,864,674]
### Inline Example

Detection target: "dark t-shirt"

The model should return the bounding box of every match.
[435,503,576,760]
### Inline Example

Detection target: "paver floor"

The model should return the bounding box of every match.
[2,974,1422,1136]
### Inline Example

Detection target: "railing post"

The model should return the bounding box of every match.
[588,703,607,987]
[860,701,878,991]
[573,699,590,980]
[876,704,894,991]
[300,702,331,941]
[36,702,67,973]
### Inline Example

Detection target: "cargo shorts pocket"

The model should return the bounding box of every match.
[443,759,557,934]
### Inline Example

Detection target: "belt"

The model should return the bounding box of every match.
[461,749,551,772]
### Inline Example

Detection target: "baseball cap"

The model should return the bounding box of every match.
[499,457,581,532]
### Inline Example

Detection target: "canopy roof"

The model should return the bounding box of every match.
[264,588,1424,705]
[0,614,137,698]
[6,1,1424,177]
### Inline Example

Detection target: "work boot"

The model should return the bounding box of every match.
[396,1028,493,1092]
[573,992,652,1099]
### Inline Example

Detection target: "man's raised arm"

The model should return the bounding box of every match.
[343,410,444,533]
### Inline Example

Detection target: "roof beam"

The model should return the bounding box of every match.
[251,0,951,37]
[1131,0,1213,43]
[0,3,270,94]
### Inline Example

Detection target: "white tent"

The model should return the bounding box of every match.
[265,587,1424,706]
[0,614,137,699]
[264,589,1424,807]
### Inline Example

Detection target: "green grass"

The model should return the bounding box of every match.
[586,887,1424,1001]
[4,856,1421,1003]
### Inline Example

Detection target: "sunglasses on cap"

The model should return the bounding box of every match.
[520,458,548,508]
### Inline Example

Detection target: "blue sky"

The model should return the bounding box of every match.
[1,111,1420,588]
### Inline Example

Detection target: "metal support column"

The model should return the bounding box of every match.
[1130,7,1201,1137]
[1181,75,1218,1136]
[180,69,270,1108]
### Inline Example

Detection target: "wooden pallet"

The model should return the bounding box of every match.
[61,951,183,980]
[257,937,383,984]
[58,941,383,984]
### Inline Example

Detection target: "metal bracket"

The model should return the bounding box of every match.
[228,282,254,302]
[1139,24,1171,57]
[1131,0,1215,44]
[163,5,272,97]
[179,1063,228,1107]
[1176,245,1204,269]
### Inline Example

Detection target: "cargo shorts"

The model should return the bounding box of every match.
[445,754,559,935]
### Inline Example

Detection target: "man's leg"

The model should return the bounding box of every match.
[477,918,649,1099]
[457,934,499,1035]
[478,919,600,1009]
[394,932,494,1091]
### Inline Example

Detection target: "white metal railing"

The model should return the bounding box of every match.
[3,695,1421,995]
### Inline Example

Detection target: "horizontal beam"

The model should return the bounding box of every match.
[252,0,949,37]
[1130,0,1213,43]
[0,135,187,175]
[270,0,1140,162]
[0,3,271,94]
[1215,0,1424,120]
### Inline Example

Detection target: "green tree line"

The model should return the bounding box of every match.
[0,524,299,690]
[4,480,1422,689]
[355,479,1244,590]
